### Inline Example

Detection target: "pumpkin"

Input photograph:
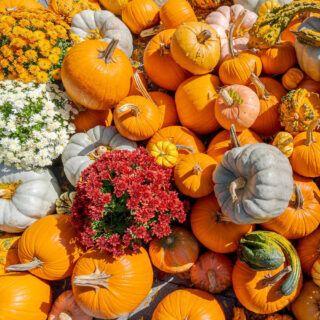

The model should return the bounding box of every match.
[249,75,286,136]
[149,227,199,273]
[0,164,60,233]
[233,307,247,320]
[233,0,292,13]
[312,258,320,287]
[272,131,294,157]
[121,0,160,34]
[194,0,221,9]
[99,0,129,15]
[72,247,153,319]
[281,16,303,44]
[259,42,297,75]
[152,289,226,320]
[48,290,92,320]
[207,125,262,163]
[71,10,133,58]
[175,74,221,135]
[174,152,217,198]
[298,78,320,93]
[62,125,137,186]
[262,174,320,239]
[0,0,45,11]
[258,0,280,15]
[266,315,293,320]
[282,68,305,90]
[114,95,161,141]
[149,141,179,167]
[191,195,254,253]
[279,88,320,135]
[159,0,197,29]
[233,231,302,314]
[215,85,260,132]
[62,39,133,110]
[290,119,320,177]
[0,232,19,275]
[6,214,83,280]
[0,273,52,320]
[146,126,206,158]
[190,251,233,293]
[143,29,191,91]
[170,22,221,75]
[292,280,320,320]
[129,69,148,96]
[213,143,294,224]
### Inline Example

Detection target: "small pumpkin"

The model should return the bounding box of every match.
[282,68,305,91]
[170,22,221,75]
[272,131,294,157]
[233,0,292,13]
[215,85,260,132]
[6,215,83,281]
[62,39,133,110]
[149,227,199,273]
[99,0,129,15]
[312,258,320,287]
[0,232,19,275]
[190,251,233,293]
[258,0,280,15]
[174,152,217,198]
[298,78,320,93]
[149,141,179,167]
[0,0,45,11]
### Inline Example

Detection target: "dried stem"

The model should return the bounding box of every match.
[6,257,43,272]
[197,29,212,44]
[117,104,141,117]
[229,177,247,202]
[220,88,234,106]
[262,266,292,288]
[250,72,271,100]
[140,24,166,38]
[59,312,72,320]
[291,184,304,210]
[228,23,237,58]
[97,39,119,64]
[193,164,203,175]
[133,72,156,105]
[175,145,195,154]
[159,42,170,56]
[230,124,241,148]
[306,119,320,146]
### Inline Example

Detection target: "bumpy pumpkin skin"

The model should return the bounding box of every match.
[0,232,19,275]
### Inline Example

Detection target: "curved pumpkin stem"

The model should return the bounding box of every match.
[98,39,119,64]
[59,312,72,320]
[233,10,247,37]
[197,29,212,44]
[140,24,166,38]
[175,145,195,154]
[262,265,292,288]
[230,124,241,148]
[229,177,247,202]
[290,184,304,210]
[250,73,271,100]
[193,164,203,175]
[117,104,141,117]
[306,119,320,146]
[207,269,216,293]
[228,23,237,58]
[220,88,234,106]
[88,145,112,160]
[133,72,157,106]
[0,180,22,200]
[6,257,43,272]
[215,211,231,224]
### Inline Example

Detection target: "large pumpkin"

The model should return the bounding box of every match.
[0,0,45,11]
[61,39,133,110]
[0,232,19,275]
[6,215,83,280]
[72,247,153,319]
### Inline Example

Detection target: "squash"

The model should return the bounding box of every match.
[149,141,179,167]
[170,22,221,75]
[290,119,320,177]
[312,258,320,287]
[6,215,83,280]
[99,0,129,15]
[215,85,260,132]
[114,95,161,141]
[213,143,294,224]
[48,290,92,320]
[233,230,302,314]
[0,273,52,320]
[175,74,221,135]
[71,10,133,58]
[233,0,292,13]
[282,68,305,90]
[249,75,286,136]
[121,0,160,34]
[174,152,217,198]
[62,39,133,110]
[149,227,199,273]
[190,251,233,293]
[0,0,45,11]
[0,232,19,275]
[258,1,280,15]
[272,131,294,157]
[262,174,320,239]
[62,126,137,186]
[0,164,60,233]
[72,247,153,319]
[143,29,191,91]
[152,289,226,320]
[207,125,262,164]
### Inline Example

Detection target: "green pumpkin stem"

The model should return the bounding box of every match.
[250,73,271,100]
[0,180,22,200]
[306,119,320,146]
[262,265,292,288]
[117,104,141,117]
[220,88,234,106]
[207,270,216,293]
[98,39,119,64]
[6,257,43,272]
[230,124,241,149]
[197,29,212,44]
[229,177,247,202]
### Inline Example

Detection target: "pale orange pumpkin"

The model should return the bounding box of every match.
[0,0,45,11]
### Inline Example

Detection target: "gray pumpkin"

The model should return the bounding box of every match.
[212,143,293,224]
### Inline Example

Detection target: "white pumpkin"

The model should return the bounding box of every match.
[0,165,61,233]
[233,0,292,13]
[62,126,137,186]
[71,10,133,57]
[295,16,320,82]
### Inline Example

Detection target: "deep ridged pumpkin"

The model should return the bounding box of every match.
[149,227,199,273]
[149,141,179,167]
[0,232,19,275]
[282,68,305,91]
[190,195,254,253]
[0,0,45,11]
[62,39,133,111]
[175,74,221,135]
[272,131,294,157]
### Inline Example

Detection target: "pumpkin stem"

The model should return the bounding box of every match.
[207,269,216,293]
[291,184,304,210]
[59,312,72,320]
[215,211,231,224]
[140,24,166,38]
[88,145,112,160]
[229,177,246,202]
[6,257,43,272]
[306,119,320,146]
[233,10,247,37]
[175,145,195,154]
[230,124,241,149]
[228,23,237,58]
[97,39,119,64]
[250,72,271,100]
[193,164,203,175]
[0,180,22,200]
[159,42,170,56]
[262,265,292,288]
[133,72,157,105]
[73,266,111,293]
[117,104,141,117]
[220,88,234,106]
[55,191,77,215]
[197,29,212,44]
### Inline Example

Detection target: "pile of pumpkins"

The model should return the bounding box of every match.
[2,0,320,319]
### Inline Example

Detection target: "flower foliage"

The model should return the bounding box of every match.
[71,148,188,257]
[0,9,80,83]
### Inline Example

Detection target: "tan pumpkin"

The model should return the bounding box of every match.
[282,68,305,91]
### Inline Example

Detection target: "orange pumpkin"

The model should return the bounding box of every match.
[0,0,45,11]
[190,195,254,253]
[48,290,92,320]
[266,315,293,320]
[0,273,52,320]
[122,0,160,34]
[6,214,83,281]
[312,258,320,287]
[61,39,133,111]
[0,232,19,276]
[249,76,287,136]
[190,251,233,293]
[149,227,199,273]
[114,95,161,141]
[174,152,217,198]
[175,74,221,135]
[282,68,305,91]
[152,288,226,319]
[281,17,303,44]
[298,78,320,93]
[144,29,191,91]
[128,69,148,96]
[72,247,153,319]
